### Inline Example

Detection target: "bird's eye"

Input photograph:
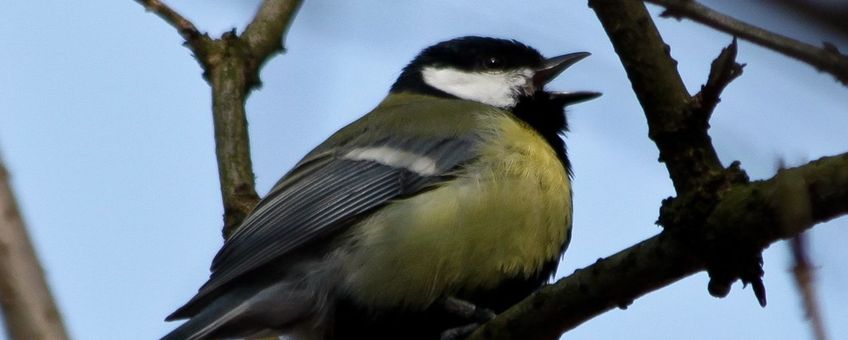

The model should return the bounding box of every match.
[483,56,503,69]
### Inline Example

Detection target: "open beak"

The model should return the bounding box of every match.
[533,52,602,106]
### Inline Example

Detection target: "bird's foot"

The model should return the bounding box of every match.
[437,297,496,340]
[439,296,496,322]
[440,322,481,340]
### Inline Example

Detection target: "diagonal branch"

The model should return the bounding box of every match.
[645,0,848,86]
[135,0,303,238]
[790,233,829,340]
[468,153,848,340]
[591,0,767,305]
[588,0,726,195]
[243,0,303,64]
[134,0,203,44]
[694,38,745,121]
[0,156,69,340]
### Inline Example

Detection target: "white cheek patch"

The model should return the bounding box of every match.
[343,146,439,176]
[421,67,533,108]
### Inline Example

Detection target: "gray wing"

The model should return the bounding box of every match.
[168,136,477,319]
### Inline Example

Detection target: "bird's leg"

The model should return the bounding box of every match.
[439,296,496,322]
[438,296,496,340]
[440,323,481,340]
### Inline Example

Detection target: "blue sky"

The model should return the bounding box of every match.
[1,1,846,339]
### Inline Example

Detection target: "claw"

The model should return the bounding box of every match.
[437,296,496,340]
[439,296,496,323]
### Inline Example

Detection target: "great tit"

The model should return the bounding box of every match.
[163,36,599,340]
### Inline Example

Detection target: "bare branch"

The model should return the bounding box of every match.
[212,0,303,238]
[134,0,202,44]
[590,0,768,305]
[206,33,262,238]
[694,38,745,120]
[469,153,848,340]
[589,0,725,193]
[645,0,848,86]
[243,0,303,64]
[135,0,304,237]
[790,236,829,340]
[0,157,69,340]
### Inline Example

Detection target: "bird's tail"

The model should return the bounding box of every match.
[161,281,322,340]
[161,297,244,340]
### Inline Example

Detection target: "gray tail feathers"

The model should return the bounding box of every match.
[161,282,322,340]
[161,289,253,340]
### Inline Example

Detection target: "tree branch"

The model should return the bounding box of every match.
[589,0,725,195]
[644,0,848,86]
[694,38,745,121]
[468,1,847,338]
[0,156,69,340]
[469,153,848,340]
[202,30,261,239]
[135,0,304,238]
[790,235,829,340]
[134,0,203,44]
[243,0,303,63]
[591,0,767,305]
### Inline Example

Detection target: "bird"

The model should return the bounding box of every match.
[162,36,599,340]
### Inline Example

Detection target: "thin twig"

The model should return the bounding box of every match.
[694,38,745,120]
[134,0,202,43]
[645,0,848,86]
[774,161,830,340]
[790,236,829,340]
[135,0,303,238]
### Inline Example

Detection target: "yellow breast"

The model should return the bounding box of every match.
[342,111,572,309]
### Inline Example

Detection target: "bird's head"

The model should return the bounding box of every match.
[391,36,600,109]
